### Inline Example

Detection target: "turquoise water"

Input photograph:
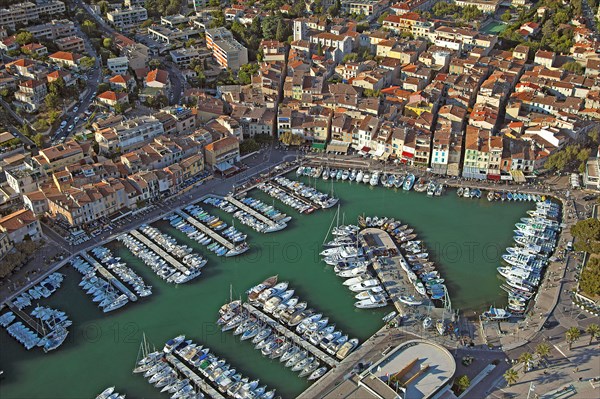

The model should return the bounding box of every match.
[0,178,532,398]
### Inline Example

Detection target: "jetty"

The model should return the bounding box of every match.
[176,210,235,251]
[242,302,339,368]
[165,353,226,399]
[225,195,281,228]
[128,230,189,274]
[266,180,322,210]
[5,302,44,336]
[81,252,138,302]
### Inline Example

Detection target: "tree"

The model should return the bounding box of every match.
[580,257,600,297]
[504,368,519,386]
[238,63,259,85]
[240,138,260,154]
[98,0,109,15]
[209,10,225,29]
[455,375,470,393]
[185,38,196,48]
[501,10,512,22]
[343,53,358,63]
[33,133,44,147]
[586,323,599,345]
[81,20,98,37]
[44,92,60,109]
[565,327,581,350]
[563,61,584,74]
[377,11,389,25]
[15,31,34,46]
[518,352,533,371]
[535,343,551,363]
[102,37,113,49]
[571,218,600,253]
[275,19,286,42]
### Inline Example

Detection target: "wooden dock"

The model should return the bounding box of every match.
[225,195,282,229]
[176,210,235,250]
[266,180,322,209]
[242,303,339,368]
[129,230,189,274]
[165,354,226,399]
[81,252,138,302]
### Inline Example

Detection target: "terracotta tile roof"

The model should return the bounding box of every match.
[146,69,169,84]
[0,209,37,233]
[49,51,81,62]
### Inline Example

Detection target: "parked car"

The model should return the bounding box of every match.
[60,120,67,128]
[68,124,74,131]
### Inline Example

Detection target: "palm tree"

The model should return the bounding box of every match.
[504,368,519,386]
[586,324,600,345]
[566,327,581,350]
[535,343,551,364]
[519,351,533,371]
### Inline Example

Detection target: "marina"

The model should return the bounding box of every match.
[1,176,535,399]
[81,252,138,302]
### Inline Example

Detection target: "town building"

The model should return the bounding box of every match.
[205,27,249,71]
[0,209,42,243]
[106,7,148,30]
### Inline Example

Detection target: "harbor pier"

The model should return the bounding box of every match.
[266,180,322,210]
[81,252,138,302]
[128,230,189,274]
[165,354,226,399]
[225,195,282,228]
[5,302,44,336]
[242,302,339,368]
[175,210,236,251]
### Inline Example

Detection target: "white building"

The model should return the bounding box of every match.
[107,57,129,74]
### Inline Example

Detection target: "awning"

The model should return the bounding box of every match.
[359,146,371,154]
[487,174,501,181]
[401,151,414,158]
[510,170,526,183]
[312,142,326,150]
[380,152,391,160]
[215,161,235,172]
[327,141,350,153]
[373,148,385,158]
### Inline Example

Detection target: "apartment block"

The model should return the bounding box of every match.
[0,0,65,30]
[28,19,75,40]
[205,27,248,71]
[95,116,165,155]
[106,7,148,30]
[56,36,85,52]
